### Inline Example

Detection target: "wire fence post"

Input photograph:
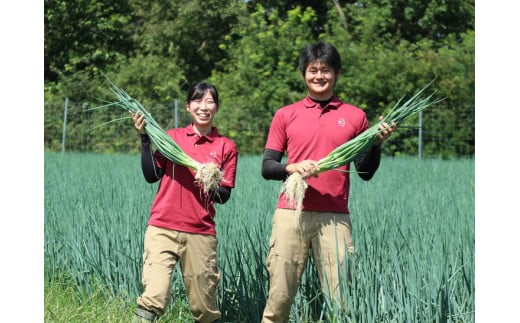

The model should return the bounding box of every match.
[174,99,179,128]
[418,110,423,160]
[61,97,69,155]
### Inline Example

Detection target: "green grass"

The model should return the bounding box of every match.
[44,276,192,322]
[45,277,134,323]
[44,152,474,322]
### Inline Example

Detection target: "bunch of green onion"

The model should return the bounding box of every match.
[105,82,222,193]
[317,81,442,172]
[282,81,443,211]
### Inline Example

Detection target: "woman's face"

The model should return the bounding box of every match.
[304,61,339,100]
[186,90,218,132]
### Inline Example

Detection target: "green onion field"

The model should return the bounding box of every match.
[44,152,474,322]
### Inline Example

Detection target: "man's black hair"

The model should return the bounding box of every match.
[298,42,342,77]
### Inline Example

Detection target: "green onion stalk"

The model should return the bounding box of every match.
[282,81,444,212]
[106,83,222,193]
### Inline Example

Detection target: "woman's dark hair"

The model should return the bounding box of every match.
[298,41,342,77]
[186,82,219,108]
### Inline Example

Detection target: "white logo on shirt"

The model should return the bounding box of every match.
[338,118,346,127]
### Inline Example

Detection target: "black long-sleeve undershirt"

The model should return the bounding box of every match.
[139,134,163,182]
[352,144,381,180]
[139,134,231,204]
[261,149,288,180]
[261,144,381,181]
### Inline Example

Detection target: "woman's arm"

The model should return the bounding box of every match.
[139,134,163,183]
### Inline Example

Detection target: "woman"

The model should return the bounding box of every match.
[130,82,238,323]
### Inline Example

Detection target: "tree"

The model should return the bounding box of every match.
[44,0,134,82]
[245,0,337,36]
[44,0,242,153]
[210,5,317,153]
[44,0,474,157]
[340,0,474,45]
[323,0,474,157]
[128,0,242,90]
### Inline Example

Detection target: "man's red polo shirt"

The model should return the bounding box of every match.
[265,95,369,213]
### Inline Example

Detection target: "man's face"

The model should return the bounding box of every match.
[304,61,339,100]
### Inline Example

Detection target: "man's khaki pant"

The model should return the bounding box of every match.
[262,208,354,323]
[136,225,221,323]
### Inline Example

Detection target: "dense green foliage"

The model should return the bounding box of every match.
[44,153,474,322]
[44,0,474,156]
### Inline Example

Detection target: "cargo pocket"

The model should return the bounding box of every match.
[205,253,220,298]
[141,249,150,287]
[265,238,278,275]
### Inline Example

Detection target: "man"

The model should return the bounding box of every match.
[260,41,396,322]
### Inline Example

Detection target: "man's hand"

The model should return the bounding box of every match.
[375,115,397,145]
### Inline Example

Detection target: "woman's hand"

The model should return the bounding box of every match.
[129,111,147,134]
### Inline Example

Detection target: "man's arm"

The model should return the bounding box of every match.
[354,144,381,181]
[208,186,231,204]
[261,149,287,180]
